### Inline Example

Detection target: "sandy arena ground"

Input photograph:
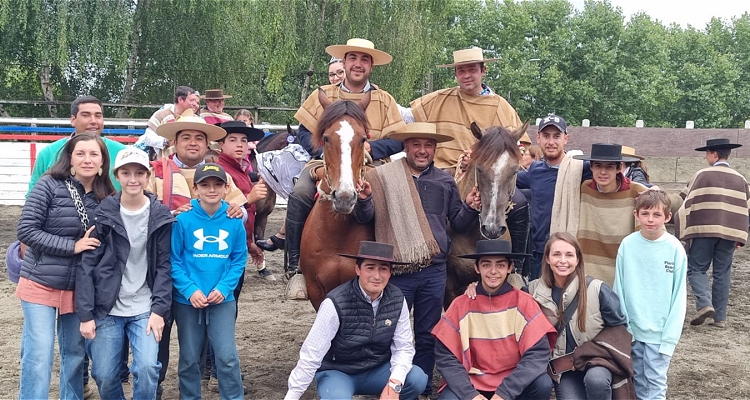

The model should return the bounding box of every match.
[0,206,748,399]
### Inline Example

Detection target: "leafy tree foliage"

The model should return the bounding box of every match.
[0,0,748,128]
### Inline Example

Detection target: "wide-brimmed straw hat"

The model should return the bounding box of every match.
[200,89,233,100]
[217,121,265,142]
[339,241,409,264]
[573,143,640,163]
[459,239,529,260]
[388,122,453,143]
[621,145,644,160]
[155,109,226,141]
[326,38,393,66]
[437,47,500,68]
[695,138,742,151]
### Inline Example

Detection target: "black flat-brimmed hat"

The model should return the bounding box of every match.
[217,121,265,142]
[695,138,742,151]
[459,239,529,260]
[573,143,640,163]
[339,241,409,264]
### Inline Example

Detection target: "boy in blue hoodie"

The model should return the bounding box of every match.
[614,190,687,400]
[171,163,247,400]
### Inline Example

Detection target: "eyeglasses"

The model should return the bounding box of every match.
[328,70,345,78]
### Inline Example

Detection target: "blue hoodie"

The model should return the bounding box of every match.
[171,199,247,306]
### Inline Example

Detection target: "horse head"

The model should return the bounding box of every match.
[313,97,370,214]
[468,121,530,239]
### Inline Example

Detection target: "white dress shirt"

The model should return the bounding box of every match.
[284,282,415,400]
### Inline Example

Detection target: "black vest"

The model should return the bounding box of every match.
[318,278,405,374]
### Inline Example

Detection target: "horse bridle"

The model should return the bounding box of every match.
[316,154,368,201]
[468,163,517,215]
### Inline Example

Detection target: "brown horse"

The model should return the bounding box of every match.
[298,98,375,310]
[445,122,529,307]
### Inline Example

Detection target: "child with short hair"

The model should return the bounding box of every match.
[77,147,174,399]
[614,190,687,400]
[171,163,247,399]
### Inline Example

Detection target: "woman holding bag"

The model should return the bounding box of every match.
[527,232,629,400]
[16,132,115,399]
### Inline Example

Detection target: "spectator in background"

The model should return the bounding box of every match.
[521,144,542,171]
[200,89,234,125]
[621,146,652,187]
[327,57,345,85]
[676,138,750,329]
[136,86,200,157]
[234,109,254,126]
[28,96,127,193]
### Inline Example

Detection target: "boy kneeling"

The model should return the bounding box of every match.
[433,240,556,400]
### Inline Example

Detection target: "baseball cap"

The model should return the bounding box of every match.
[114,147,150,170]
[194,163,228,184]
[538,114,567,133]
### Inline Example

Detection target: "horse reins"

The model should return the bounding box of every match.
[316,154,367,202]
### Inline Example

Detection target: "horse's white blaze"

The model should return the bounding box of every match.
[486,152,510,223]
[335,120,356,193]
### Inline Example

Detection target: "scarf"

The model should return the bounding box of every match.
[365,158,439,273]
[550,151,584,236]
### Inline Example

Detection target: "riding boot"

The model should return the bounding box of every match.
[284,194,313,279]
[507,190,530,278]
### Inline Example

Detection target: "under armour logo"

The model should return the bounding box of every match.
[193,228,229,251]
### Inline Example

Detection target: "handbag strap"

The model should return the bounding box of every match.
[65,179,89,230]
[557,276,594,334]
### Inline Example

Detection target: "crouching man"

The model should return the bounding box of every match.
[433,240,556,400]
[285,241,428,400]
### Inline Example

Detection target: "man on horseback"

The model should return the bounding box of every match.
[403,46,531,276]
[285,241,428,400]
[281,38,406,292]
[353,122,482,397]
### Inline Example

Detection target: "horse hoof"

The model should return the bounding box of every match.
[285,274,308,300]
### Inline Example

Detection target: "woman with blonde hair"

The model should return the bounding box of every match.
[528,232,629,400]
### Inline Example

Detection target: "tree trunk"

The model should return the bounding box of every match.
[40,66,57,118]
[117,1,142,118]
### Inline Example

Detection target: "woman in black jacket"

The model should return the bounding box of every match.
[76,147,173,400]
[16,133,115,399]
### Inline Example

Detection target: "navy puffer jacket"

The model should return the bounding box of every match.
[17,175,99,291]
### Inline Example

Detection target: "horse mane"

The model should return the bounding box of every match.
[468,126,521,168]
[313,100,370,151]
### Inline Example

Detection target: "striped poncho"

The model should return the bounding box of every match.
[675,164,750,246]
[577,177,647,286]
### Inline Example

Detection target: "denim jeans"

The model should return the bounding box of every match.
[632,341,671,400]
[19,300,85,400]
[174,301,242,400]
[439,373,552,400]
[315,362,427,400]
[531,251,544,281]
[687,237,735,321]
[87,311,160,400]
[389,263,446,394]
[554,366,612,400]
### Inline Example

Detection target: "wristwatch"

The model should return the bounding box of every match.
[388,380,402,394]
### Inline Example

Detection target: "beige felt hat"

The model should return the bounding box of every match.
[326,38,393,66]
[438,47,500,68]
[388,123,453,143]
[155,109,226,141]
[621,145,644,160]
[519,132,532,146]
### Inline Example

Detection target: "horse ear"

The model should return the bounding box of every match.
[318,87,332,109]
[359,90,372,111]
[470,122,484,140]
[510,120,531,141]
[287,123,294,136]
